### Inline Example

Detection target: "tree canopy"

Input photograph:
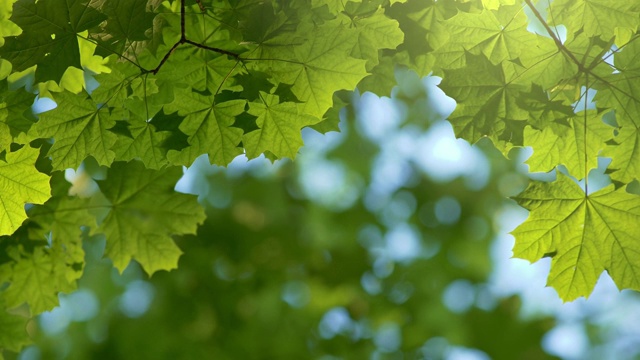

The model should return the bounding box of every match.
[1,0,640,356]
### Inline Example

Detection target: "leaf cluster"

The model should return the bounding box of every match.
[1,0,640,354]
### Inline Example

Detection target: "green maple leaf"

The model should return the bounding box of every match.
[34,91,117,170]
[482,0,516,10]
[3,245,78,314]
[28,173,96,276]
[91,0,157,57]
[0,85,37,144]
[524,110,613,179]
[156,51,241,93]
[97,161,206,275]
[591,39,640,183]
[400,0,457,54]
[311,0,346,14]
[344,7,404,70]
[603,126,640,184]
[513,174,640,301]
[165,90,245,166]
[0,301,30,353]
[0,0,106,82]
[515,84,574,132]
[111,102,171,169]
[439,52,528,147]
[91,60,150,105]
[516,31,610,91]
[0,146,50,236]
[245,93,320,159]
[432,4,537,69]
[549,0,640,39]
[253,21,368,117]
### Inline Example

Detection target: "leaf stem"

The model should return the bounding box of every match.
[584,73,589,195]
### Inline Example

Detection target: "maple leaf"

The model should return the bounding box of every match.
[3,245,77,314]
[27,173,96,282]
[164,90,245,166]
[156,51,241,93]
[439,52,528,148]
[252,21,368,117]
[0,85,37,147]
[111,105,172,169]
[594,40,640,183]
[0,0,106,82]
[0,147,50,236]
[245,93,320,159]
[0,300,30,353]
[433,4,537,69]
[91,0,158,57]
[344,7,404,70]
[34,91,117,170]
[513,174,640,301]
[97,161,206,275]
[549,0,640,39]
[524,110,613,179]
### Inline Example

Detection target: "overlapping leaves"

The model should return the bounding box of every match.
[0,0,396,354]
[2,0,640,354]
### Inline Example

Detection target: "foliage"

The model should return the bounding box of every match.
[0,0,640,355]
[16,75,559,360]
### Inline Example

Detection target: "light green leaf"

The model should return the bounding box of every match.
[347,8,404,70]
[404,0,457,53]
[524,110,613,179]
[0,0,22,47]
[112,108,171,170]
[34,91,117,170]
[0,302,30,353]
[97,161,206,275]
[28,174,96,285]
[254,21,368,117]
[433,4,537,69]
[549,0,640,39]
[482,0,515,10]
[513,174,640,301]
[165,91,245,166]
[3,246,75,314]
[156,51,241,93]
[593,41,640,118]
[245,93,320,159]
[603,126,640,184]
[0,147,50,236]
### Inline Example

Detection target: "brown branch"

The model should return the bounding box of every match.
[140,0,239,75]
[523,0,585,71]
[184,39,239,58]
[147,41,183,75]
[195,0,206,12]
[180,0,186,41]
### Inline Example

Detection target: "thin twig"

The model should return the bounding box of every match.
[523,0,584,71]
[148,41,183,75]
[184,39,239,58]
[195,0,206,12]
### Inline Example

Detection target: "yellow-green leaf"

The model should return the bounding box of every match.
[97,161,206,275]
[513,174,640,301]
[0,147,50,236]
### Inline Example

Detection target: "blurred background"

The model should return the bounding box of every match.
[9,70,640,360]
